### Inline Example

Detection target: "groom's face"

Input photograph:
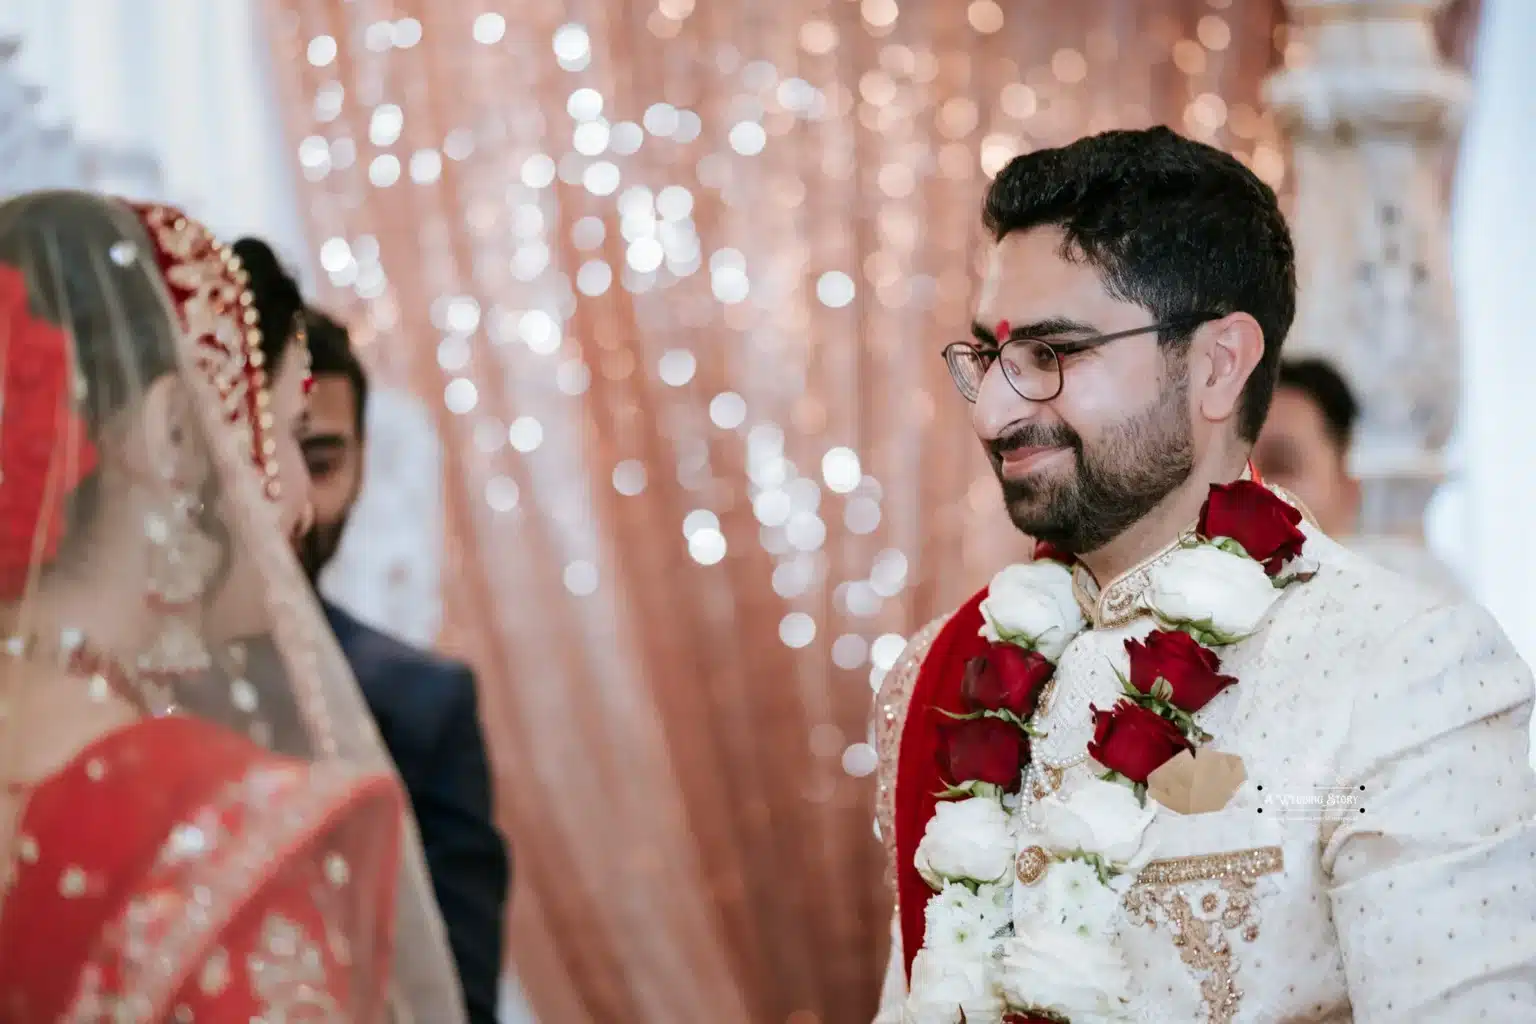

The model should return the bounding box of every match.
[970,227,1195,554]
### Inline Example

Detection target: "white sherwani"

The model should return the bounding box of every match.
[874,526,1536,1022]
[1344,533,1463,597]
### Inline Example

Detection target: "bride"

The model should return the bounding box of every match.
[0,192,465,1021]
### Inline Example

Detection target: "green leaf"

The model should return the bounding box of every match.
[986,614,1039,652]
[1149,610,1245,648]
[1057,849,1123,885]
[1150,677,1174,702]
[1211,536,1254,561]
[936,708,986,722]
[933,780,1005,801]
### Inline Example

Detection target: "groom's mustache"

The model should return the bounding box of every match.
[986,423,1081,462]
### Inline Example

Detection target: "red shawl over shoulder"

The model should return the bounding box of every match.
[893,586,991,979]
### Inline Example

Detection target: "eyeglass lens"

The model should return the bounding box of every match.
[948,339,1060,401]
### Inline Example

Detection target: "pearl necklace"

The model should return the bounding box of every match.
[2,627,182,718]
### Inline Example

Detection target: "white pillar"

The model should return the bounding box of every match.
[1265,0,1468,539]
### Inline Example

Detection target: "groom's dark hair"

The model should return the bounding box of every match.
[982,126,1296,443]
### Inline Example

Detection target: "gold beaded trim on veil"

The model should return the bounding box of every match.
[122,201,282,502]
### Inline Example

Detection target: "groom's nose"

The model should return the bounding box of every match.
[971,362,1048,443]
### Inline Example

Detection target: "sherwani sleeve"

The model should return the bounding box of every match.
[1322,600,1536,1020]
[873,911,906,1023]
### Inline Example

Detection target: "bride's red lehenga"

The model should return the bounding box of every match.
[0,198,410,1021]
[0,716,401,1020]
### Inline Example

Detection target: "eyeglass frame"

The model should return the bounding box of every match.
[940,313,1221,403]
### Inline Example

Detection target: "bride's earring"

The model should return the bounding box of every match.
[138,472,219,679]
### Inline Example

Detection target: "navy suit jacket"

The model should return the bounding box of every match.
[323,600,509,1024]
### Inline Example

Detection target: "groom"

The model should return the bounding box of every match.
[874,126,1536,1022]
[298,308,509,1024]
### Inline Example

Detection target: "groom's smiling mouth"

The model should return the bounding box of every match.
[997,444,1071,479]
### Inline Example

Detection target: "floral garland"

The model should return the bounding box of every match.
[903,481,1310,1024]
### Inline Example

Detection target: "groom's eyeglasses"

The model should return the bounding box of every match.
[942,314,1220,403]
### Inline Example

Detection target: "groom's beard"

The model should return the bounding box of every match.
[990,377,1194,555]
[298,515,348,585]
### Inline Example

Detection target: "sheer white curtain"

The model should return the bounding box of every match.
[1449,0,1536,666]
[0,0,308,274]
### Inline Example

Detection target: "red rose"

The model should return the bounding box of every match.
[962,645,1054,718]
[1087,701,1191,783]
[940,717,1027,791]
[1003,1015,1057,1024]
[1124,629,1237,713]
[1033,539,1074,564]
[1198,480,1305,576]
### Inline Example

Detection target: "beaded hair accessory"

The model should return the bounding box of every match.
[121,201,283,502]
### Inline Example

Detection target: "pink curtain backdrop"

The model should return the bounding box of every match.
[261,2,1479,1020]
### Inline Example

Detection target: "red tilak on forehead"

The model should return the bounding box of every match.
[995,319,1011,340]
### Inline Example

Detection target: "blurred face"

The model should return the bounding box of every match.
[202,351,313,640]
[969,228,1196,554]
[1253,386,1358,537]
[296,374,363,581]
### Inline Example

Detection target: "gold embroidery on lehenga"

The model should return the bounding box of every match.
[1123,846,1284,1024]
[874,615,948,890]
[247,913,343,1021]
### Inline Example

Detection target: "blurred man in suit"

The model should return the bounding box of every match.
[1254,356,1460,593]
[298,307,510,1024]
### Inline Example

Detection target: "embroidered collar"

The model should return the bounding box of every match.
[1068,480,1318,630]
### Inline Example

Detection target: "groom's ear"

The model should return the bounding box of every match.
[1192,313,1265,428]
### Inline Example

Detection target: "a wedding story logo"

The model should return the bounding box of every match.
[1254,782,1366,821]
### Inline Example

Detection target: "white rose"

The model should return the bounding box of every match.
[1144,543,1280,643]
[996,924,1134,1022]
[1033,774,1157,865]
[915,797,1016,888]
[1038,858,1124,937]
[924,882,1012,957]
[903,947,1005,1024]
[978,561,1086,662]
